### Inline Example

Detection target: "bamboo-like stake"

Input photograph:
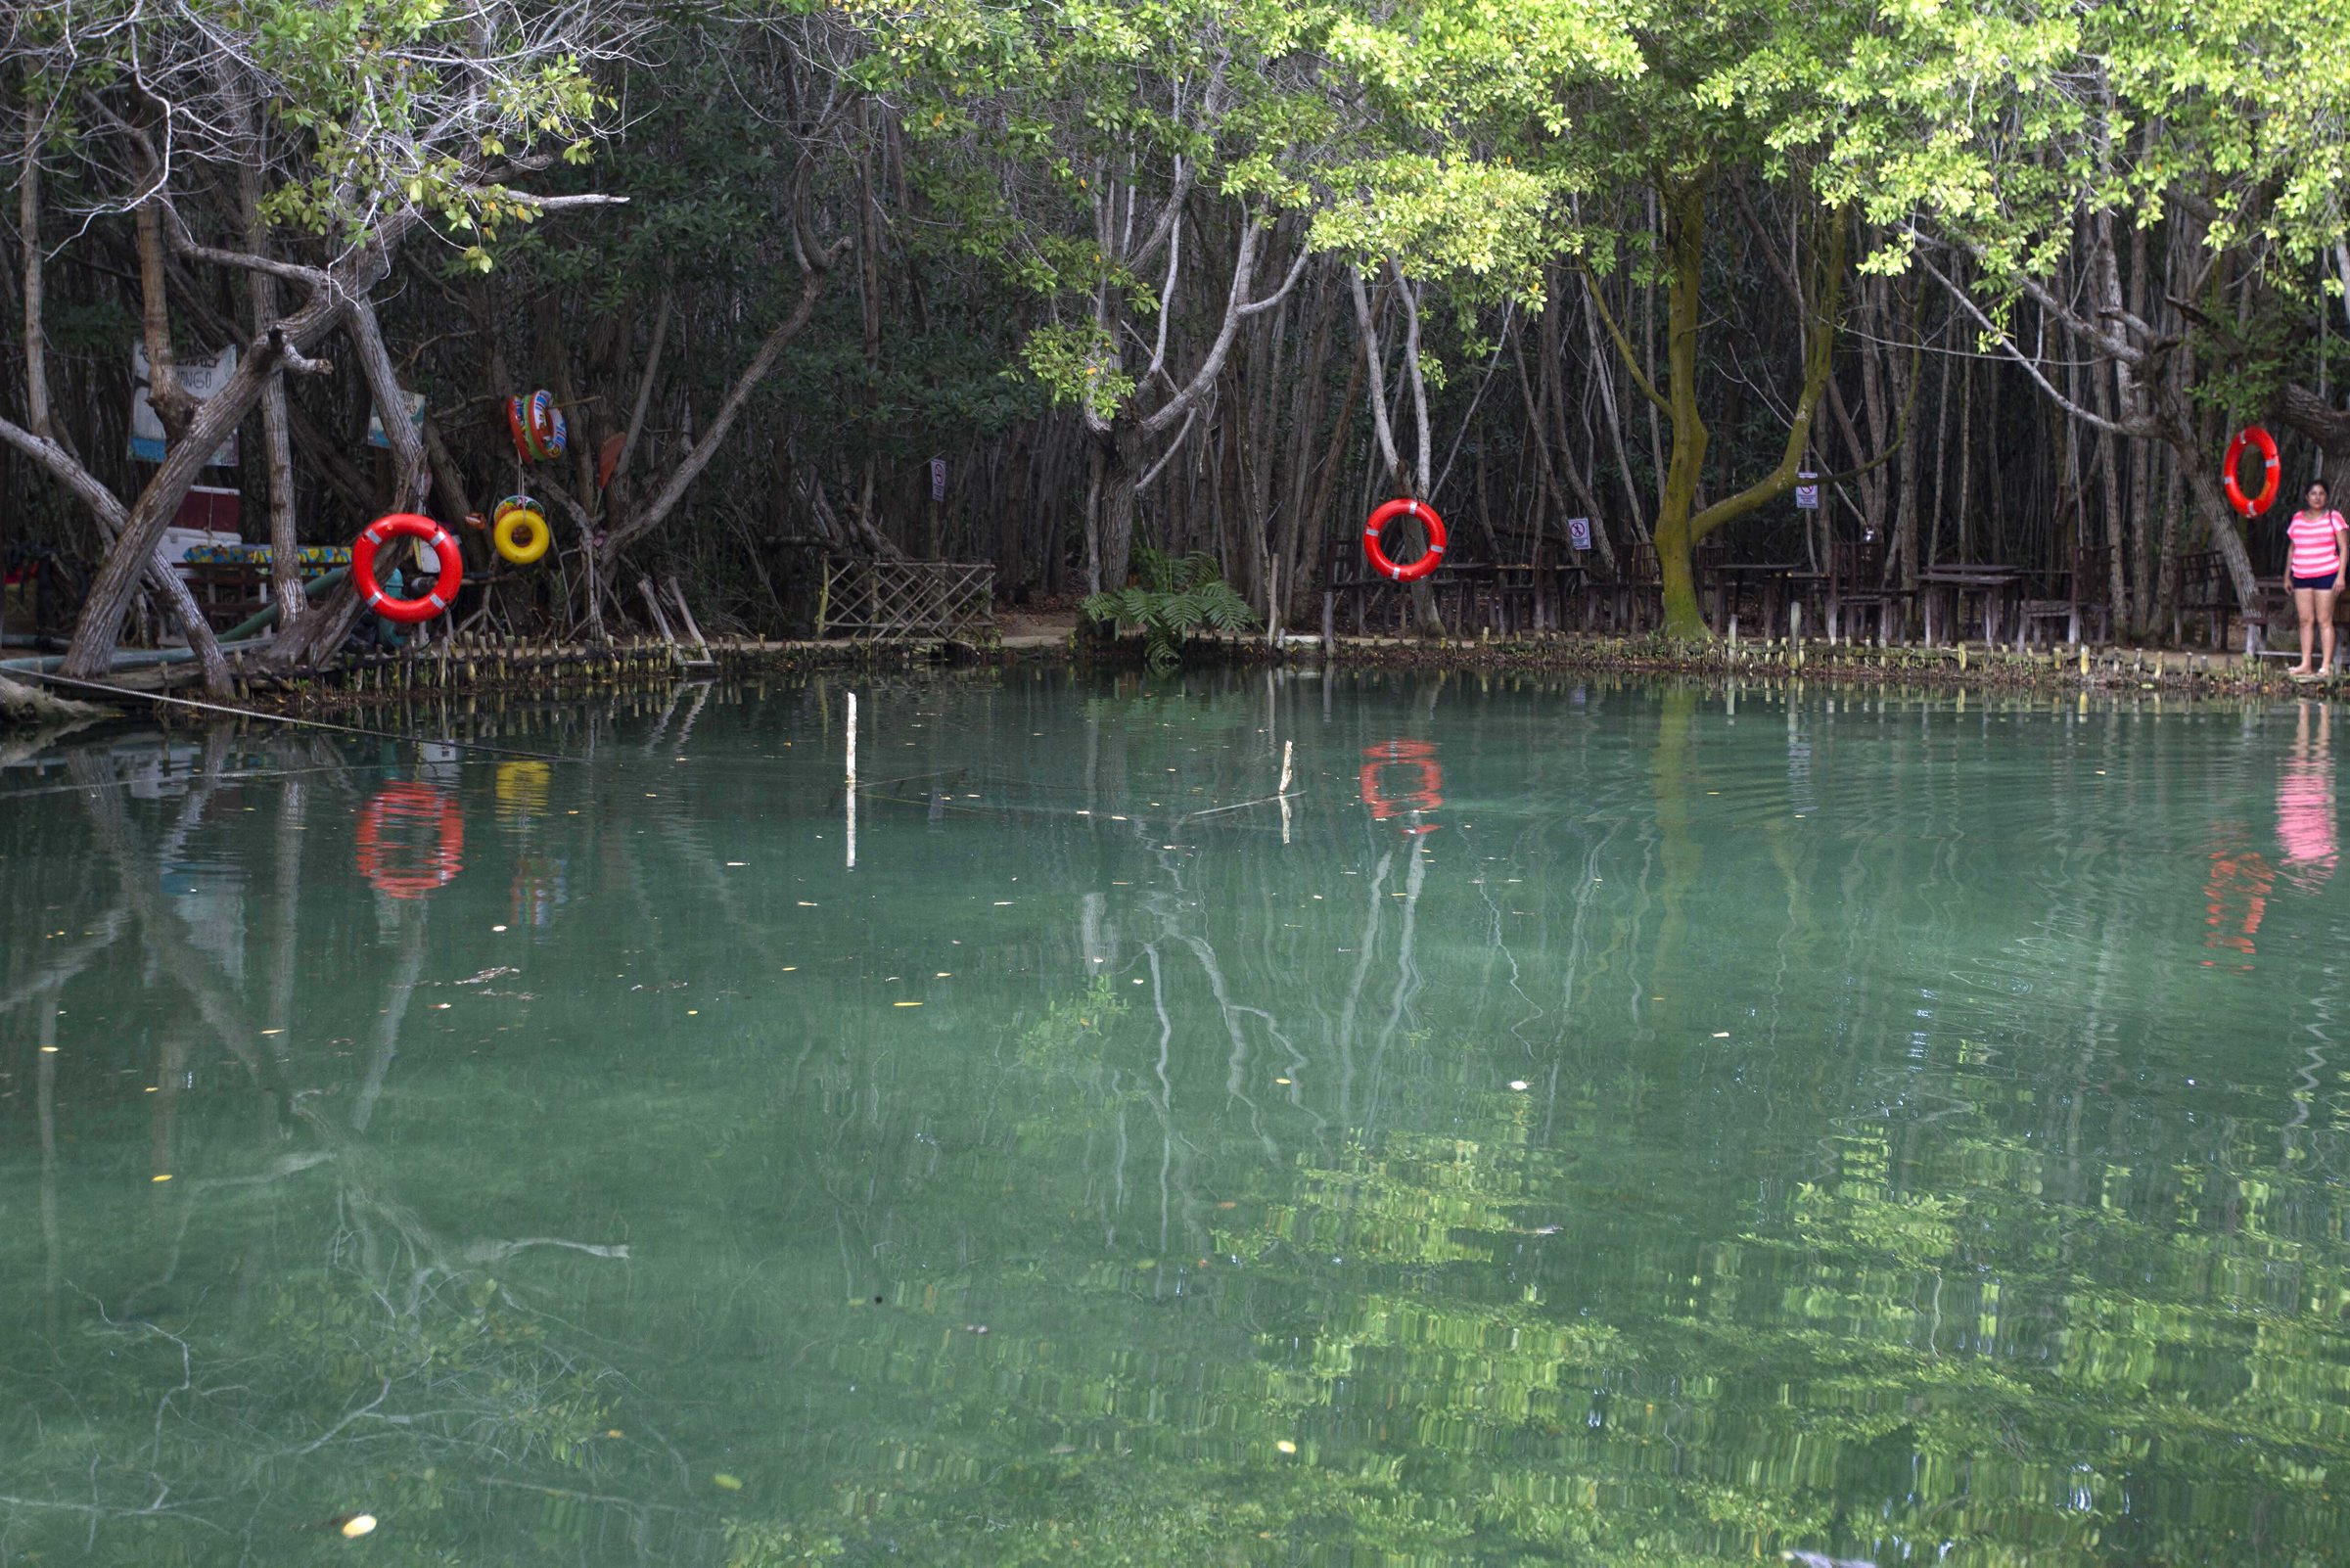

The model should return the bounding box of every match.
[1279,739,1295,846]
[846,689,858,870]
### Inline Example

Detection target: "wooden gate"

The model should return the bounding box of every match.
[817,558,994,640]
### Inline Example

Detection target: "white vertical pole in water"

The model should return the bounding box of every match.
[845,690,857,870]
[1278,739,1295,845]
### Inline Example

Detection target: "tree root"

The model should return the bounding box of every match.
[0,672,110,729]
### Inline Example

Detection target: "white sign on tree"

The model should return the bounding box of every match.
[129,344,239,467]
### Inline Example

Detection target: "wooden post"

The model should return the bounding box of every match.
[637,576,678,647]
[664,576,714,663]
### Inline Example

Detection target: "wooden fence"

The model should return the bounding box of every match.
[816,558,994,640]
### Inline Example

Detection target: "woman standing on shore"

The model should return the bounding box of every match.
[2285,480,2348,677]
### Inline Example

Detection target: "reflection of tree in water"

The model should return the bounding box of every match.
[1,737,653,1565]
[10,681,2350,1565]
[832,680,2350,1565]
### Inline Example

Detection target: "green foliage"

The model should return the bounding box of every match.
[1081,549,1258,669]
[1774,0,2350,273]
[1021,322,1136,421]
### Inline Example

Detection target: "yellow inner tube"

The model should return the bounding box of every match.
[493,507,550,565]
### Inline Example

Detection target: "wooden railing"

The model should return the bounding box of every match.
[817,558,994,640]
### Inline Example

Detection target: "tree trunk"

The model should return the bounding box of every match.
[240,155,303,629]
[1646,184,1847,639]
[1093,421,1141,592]
[20,100,53,443]
[1653,182,1711,637]
[132,199,194,442]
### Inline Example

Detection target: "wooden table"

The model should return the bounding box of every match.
[1918,566,2023,646]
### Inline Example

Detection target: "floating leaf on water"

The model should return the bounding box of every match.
[1508,1081,1529,1091]
[894,1001,923,1008]
[714,1473,744,1492]
[338,1513,378,1539]
[1274,1440,1297,1454]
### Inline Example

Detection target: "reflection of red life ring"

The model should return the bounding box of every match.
[1359,739,1443,834]
[2224,427,2280,517]
[353,513,463,624]
[355,783,465,899]
[1363,498,1448,582]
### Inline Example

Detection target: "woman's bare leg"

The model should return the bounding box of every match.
[2321,587,2341,671]
[2293,587,2319,672]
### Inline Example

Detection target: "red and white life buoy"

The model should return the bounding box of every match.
[1362,498,1448,582]
[354,782,466,899]
[352,513,463,624]
[2224,426,2281,517]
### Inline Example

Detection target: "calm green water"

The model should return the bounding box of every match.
[6,670,2350,1566]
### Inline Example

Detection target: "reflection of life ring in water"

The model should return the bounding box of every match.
[355,783,466,899]
[511,855,568,929]
[2201,825,2273,970]
[494,760,553,823]
[1359,739,1444,835]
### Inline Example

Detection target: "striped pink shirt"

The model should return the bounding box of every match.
[2288,510,2346,577]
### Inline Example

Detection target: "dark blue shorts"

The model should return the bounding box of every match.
[2292,571,2340,591]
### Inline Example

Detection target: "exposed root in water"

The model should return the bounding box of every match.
[0,672,109,727]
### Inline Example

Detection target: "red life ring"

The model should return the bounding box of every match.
[1359,739,1443,834]
[352,513,463,624]
[2224,426,2281,517]
[1362,498,1448,582]
[354,783,465,899]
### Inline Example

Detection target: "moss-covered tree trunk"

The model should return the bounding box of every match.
[1633,180,1847,640]
[1654,181,1711,637]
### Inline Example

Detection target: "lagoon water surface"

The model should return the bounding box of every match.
[5,670,2350,1565]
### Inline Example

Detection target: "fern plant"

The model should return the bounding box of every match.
[1082,547,1258,669]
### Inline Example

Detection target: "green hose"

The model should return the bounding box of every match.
[217,568,347,641]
